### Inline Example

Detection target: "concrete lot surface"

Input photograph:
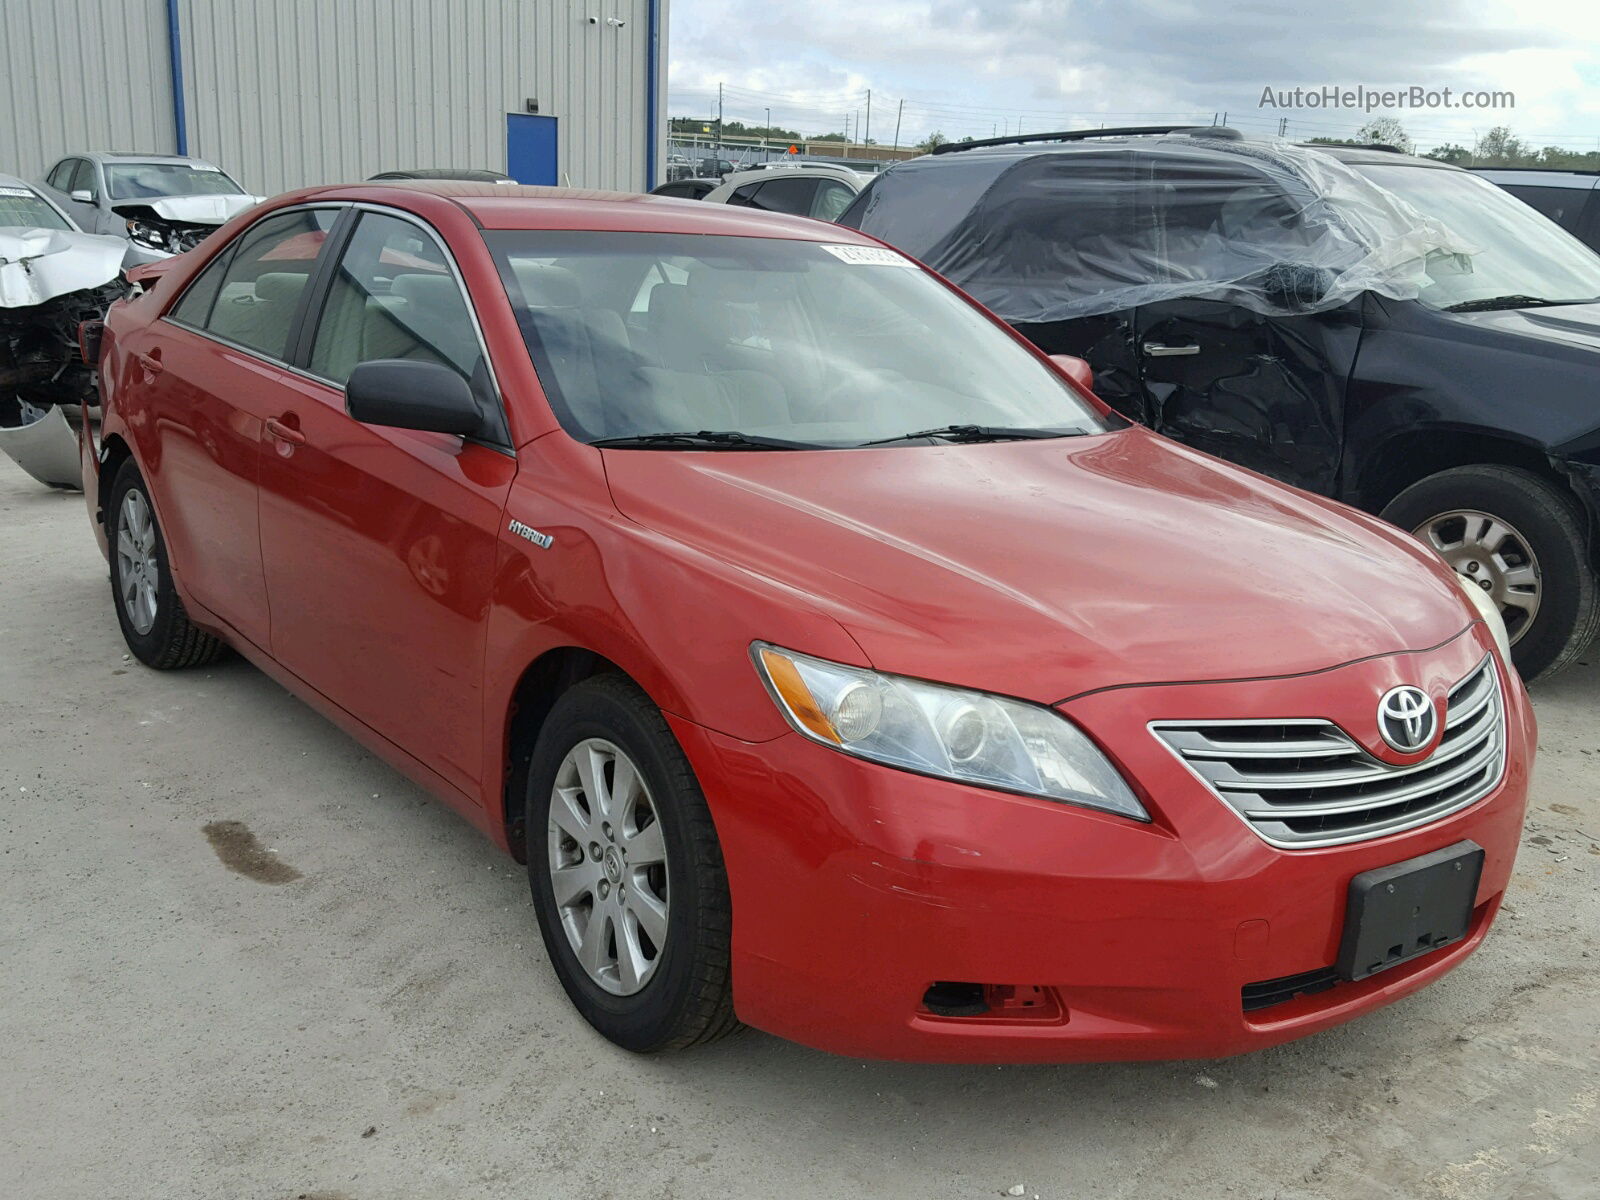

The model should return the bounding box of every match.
[2,455,1598,1200]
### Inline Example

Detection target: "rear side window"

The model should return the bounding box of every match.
[743,178,820,216]
[307,211,484,387]
[1501,184,1586,231]
[180,208,337,360]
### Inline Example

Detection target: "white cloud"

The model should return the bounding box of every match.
[667,0,1600,151]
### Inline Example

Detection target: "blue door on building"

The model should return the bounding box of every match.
[506,114,559,185]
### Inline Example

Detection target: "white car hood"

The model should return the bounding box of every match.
[0,227,125,307]
[114,193,263,224]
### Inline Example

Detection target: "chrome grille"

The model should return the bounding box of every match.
[1151,656,1504,849]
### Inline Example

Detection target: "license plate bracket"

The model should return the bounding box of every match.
[1337,840,1484,981]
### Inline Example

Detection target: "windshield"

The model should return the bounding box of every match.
[0,187,70,230]
[106,163,243,201]
[486,231,1107,448]
[1353,164,1600,309]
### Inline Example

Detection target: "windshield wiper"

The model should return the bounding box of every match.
[588,430,814,450]
[1443,294,1598,313]
[860,424,1081,447]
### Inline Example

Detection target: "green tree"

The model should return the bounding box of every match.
[1425,143,1473,165]
[919,130,950,151]
[1354,117,1414,154]
[1473,126,1531,165]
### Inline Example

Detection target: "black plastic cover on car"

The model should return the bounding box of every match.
[839,136,1474,323]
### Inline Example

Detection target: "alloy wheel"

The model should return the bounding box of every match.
[547,738,670,996]
[1414,508,1541,645]
[117,488,160,635]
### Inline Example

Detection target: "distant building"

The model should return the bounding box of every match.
[1,0,667,195]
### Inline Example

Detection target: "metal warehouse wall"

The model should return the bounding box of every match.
[176,0,662,195]
[0,0,177,176]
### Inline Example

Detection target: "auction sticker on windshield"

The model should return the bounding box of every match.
[820,244,916,267]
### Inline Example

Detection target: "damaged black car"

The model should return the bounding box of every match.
[842,127,1600,680]
[0,175,126,489]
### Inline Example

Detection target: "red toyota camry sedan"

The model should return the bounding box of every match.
[82,182,1533,1062]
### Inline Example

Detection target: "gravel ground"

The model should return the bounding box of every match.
[2,454,1597,1200]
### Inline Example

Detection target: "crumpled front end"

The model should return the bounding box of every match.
[0,227,125,489]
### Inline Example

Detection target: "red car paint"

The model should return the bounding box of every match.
[86,183,1533,1062]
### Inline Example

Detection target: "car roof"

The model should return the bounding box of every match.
[0,172,43,191]
[915,127,1465,173]
[273,181,878,240]
[76,151,216,165]
[717,165,866,189]
[369,168,516,182]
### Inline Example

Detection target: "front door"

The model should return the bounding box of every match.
[255,208,514,798]
[1132,298,1361,494]
[506,114,559,185]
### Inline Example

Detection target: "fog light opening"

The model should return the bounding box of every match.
[921,981,989,1017]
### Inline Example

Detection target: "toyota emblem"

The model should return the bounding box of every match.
[1377,685,1437,754]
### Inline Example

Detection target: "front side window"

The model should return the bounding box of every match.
[46,160,75,190]
[741,178,820,216]
[106,163,243,201]
[308,211,485,387]
[180,208,337,359]
[0,186,71,231]
[68,160,98,198]
[487,231,1107,448]
[811,180,856,221]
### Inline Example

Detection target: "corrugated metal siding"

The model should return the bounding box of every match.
[0,0,176,178]
[176,0,658,196]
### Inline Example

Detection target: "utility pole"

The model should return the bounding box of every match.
[892,98,903,150]
[1277,116,1287,137]
[716,82,724,151]
[765,106,771,155]
[864,90,871,148]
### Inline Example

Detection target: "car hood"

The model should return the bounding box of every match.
[110,194,262,224]
[1449,300,1600,353]
[601,428,1471,703]
[0,226,125,307]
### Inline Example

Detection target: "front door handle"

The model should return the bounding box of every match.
[264,416,306,446]
[135,351,163,374]
[1142,342,1201,357]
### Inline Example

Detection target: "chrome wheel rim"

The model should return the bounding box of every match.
[1414,508,1540,645]
[116,488,159,635]
[547,738,670,996]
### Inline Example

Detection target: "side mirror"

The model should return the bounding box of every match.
[345,360,483,436]
[69,188,94,203]
[1048,354,1095,393]
[1260,263,1335,309]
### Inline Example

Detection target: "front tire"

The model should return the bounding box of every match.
[526,675,739,1052]
[107,459,225,669]
[1382,465,1598,681]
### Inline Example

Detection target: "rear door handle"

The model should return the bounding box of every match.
[1142,342,1201,357]
[135,351,163,374]
[264,416,305,446]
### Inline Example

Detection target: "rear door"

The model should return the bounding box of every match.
[1130,161,1360,494]
[135,206,341,647]
[255,206,515,798]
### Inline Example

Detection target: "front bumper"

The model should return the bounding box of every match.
[672,627,1533,1062]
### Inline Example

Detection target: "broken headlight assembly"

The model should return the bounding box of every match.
[125,217,174,252]
[751,643,1148,819]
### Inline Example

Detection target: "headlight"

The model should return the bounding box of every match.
[1455,572,1512,664]
[751,643,1148,820]
[125,219,169,250]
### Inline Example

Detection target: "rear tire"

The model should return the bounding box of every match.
[107,459,225,670]
[526,674,739,1052]
[1382,465,1597,681]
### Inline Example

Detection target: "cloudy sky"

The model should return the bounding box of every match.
[667,0,1600,152]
